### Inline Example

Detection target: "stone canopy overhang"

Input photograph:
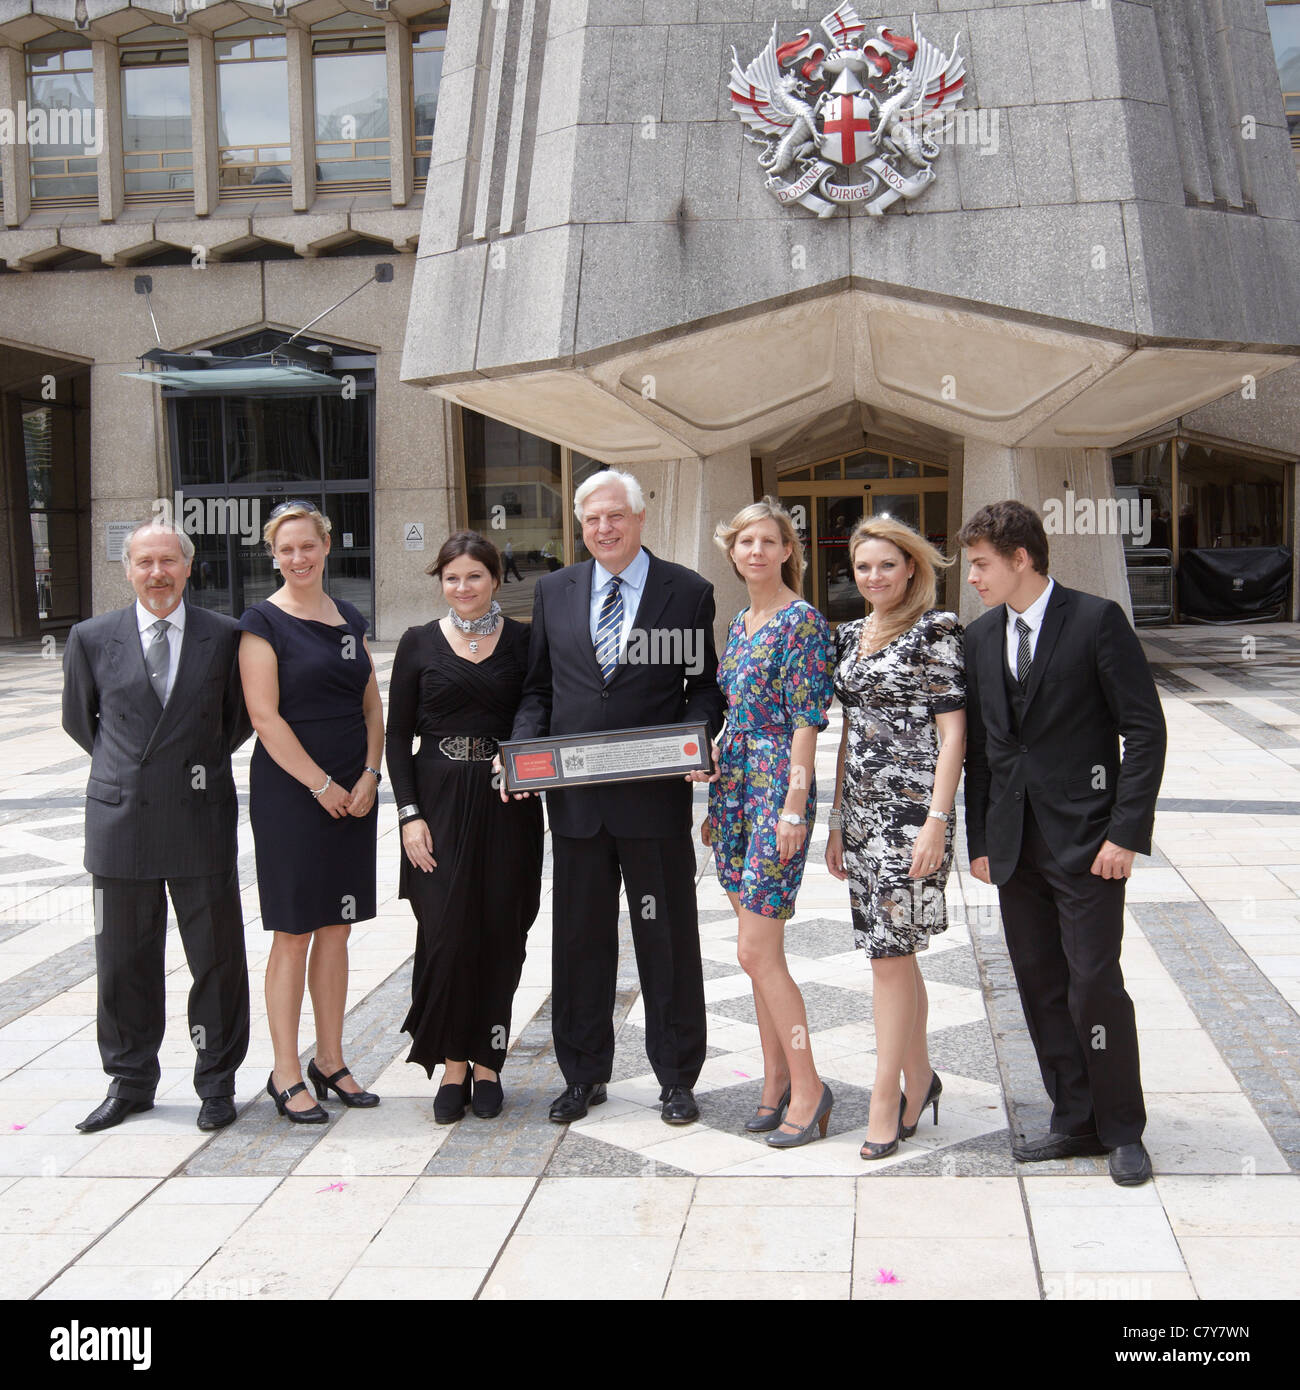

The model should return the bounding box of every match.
[404,286,1297,464]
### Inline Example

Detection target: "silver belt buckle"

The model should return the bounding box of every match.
[439,736,470,760]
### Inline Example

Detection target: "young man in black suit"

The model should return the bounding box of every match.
[958,500,1166,1186]
[508,471,724,1125]
[62,520,252,1134]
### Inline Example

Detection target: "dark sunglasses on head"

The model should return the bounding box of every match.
[268,499,321,519]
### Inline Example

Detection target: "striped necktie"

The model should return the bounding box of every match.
[146,620,171,706]
[1015,616,1032,687]
[595,577,624,683]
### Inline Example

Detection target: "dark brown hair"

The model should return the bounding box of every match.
[955,500,1049,576]
[427,530,502,585]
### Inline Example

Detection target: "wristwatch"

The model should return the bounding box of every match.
[365,766,382,784]
[778,812,805,827]
[927,809,949,822]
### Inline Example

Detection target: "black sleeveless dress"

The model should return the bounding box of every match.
[384,618,543,1074]
[237,599,377,935]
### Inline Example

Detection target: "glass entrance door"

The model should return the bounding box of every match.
[778,447,949,626]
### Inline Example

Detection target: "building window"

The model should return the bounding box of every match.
[1267,2,1300,148]
[26,35,97,207]
[412,20,447,184]
[121,28,193,201]
[312,14,390,190]
[215,20,291,193]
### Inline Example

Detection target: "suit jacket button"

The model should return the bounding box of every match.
[1014,791,1022,800]
[601,691,609,700]
[1019,745,1028,754]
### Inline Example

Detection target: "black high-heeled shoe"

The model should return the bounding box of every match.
[861,1094,905,1160]
[433,1068,472,1124]
[308,1058,380,1108]
[267,1072,328,1124]
[901,1071,942,1139]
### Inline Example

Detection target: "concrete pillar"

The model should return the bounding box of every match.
[93,41,124,224]
[286,24,316,213]
[1,47,31,227]
[387,20,413,208]
[955,439,1036,626]
[190,36,219,217]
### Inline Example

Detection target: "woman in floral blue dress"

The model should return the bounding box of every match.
[702,499,835,1146]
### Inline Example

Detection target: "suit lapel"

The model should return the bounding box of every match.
[108,605,158,711]
[979,608,1011,732]
[1021,582,1069,714]
[566,560,604,684]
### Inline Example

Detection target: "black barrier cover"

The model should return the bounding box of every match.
[1178,546,1292,621]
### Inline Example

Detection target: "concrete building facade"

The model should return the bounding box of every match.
[2,0,1299,640]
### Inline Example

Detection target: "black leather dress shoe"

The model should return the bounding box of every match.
[76,1096,153,1133]
[1108,1141,1153,1186]
[197,1097,237,1131]
[548,1082,607,1123]
[660,1086,700,1125]
[1012,1131,1108,1162]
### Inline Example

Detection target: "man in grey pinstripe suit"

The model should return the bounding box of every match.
[62,519,252,1133]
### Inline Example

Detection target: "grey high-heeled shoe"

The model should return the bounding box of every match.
[744,1084,791,1133]
[766,1082,833,1148]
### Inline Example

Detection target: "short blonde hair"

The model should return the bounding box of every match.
[848,514,953,645]
[713,496,806,596]
[263,502,331,554]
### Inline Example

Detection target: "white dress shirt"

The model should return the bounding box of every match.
[135,599,186,704]
[589,547,649,657]
[1004,577,1054,675]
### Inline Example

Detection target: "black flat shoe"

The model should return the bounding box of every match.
[660,1085,700,1125]
[266,1073,328,1124]
[548,1082,606,1123]
[470,1075,504,1119]
[434,1071,472,1124]
[197,1097,237,1131]
[309,1058,380,1108]
[1012,1131,1107,1162]
[901,1071,942,1139]
[1108,1141,1153,1186]
[76,1096,153,1133]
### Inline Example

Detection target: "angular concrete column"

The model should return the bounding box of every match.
[93,41,124,224]
[286,23,315,213]
[386,20,413,208]
[0,47,30,228]
[190,36,219,218]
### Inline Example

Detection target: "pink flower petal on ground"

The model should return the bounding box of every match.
[733,1071,751,1079]
[10,1123,25,1131]
[316,1181,347,1193]
[875,1269,900,1284]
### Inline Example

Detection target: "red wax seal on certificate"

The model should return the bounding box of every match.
[513,751,557,781]
[682,741,698,757]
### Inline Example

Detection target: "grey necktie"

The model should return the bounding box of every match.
[1015,616,1032,687]
[146,620,171,706]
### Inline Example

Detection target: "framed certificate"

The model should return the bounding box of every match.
[499,722,711,792]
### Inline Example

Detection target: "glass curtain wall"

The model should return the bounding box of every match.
[121,28,193,199]
[313,13,390,189]
[215,20,291,192]
[27,35,97,205]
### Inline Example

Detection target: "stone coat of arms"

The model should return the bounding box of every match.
[729,5,966,219]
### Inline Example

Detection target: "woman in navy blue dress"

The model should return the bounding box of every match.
[238,502,384,1123]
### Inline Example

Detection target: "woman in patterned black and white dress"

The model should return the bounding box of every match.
[826,516,966,1160]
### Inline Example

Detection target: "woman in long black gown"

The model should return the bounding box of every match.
[385,531,543,1123]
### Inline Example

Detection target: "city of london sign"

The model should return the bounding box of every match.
[729,5,966,219]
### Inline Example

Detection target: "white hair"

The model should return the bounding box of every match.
[121,519,194,571]
[573,469,645,521]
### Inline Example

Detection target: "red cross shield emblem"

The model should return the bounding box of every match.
[820,94,874,167]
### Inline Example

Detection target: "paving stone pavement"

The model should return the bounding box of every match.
[0,627,1298,1305]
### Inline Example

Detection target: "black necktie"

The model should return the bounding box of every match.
[1015,617,1031,687]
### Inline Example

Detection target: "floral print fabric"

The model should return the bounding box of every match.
[708,601,834,919]
[833,610,966,957]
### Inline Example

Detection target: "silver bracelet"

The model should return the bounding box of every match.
[397,804,422,822]
[828,807,843,830]
[310,775,332,799]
